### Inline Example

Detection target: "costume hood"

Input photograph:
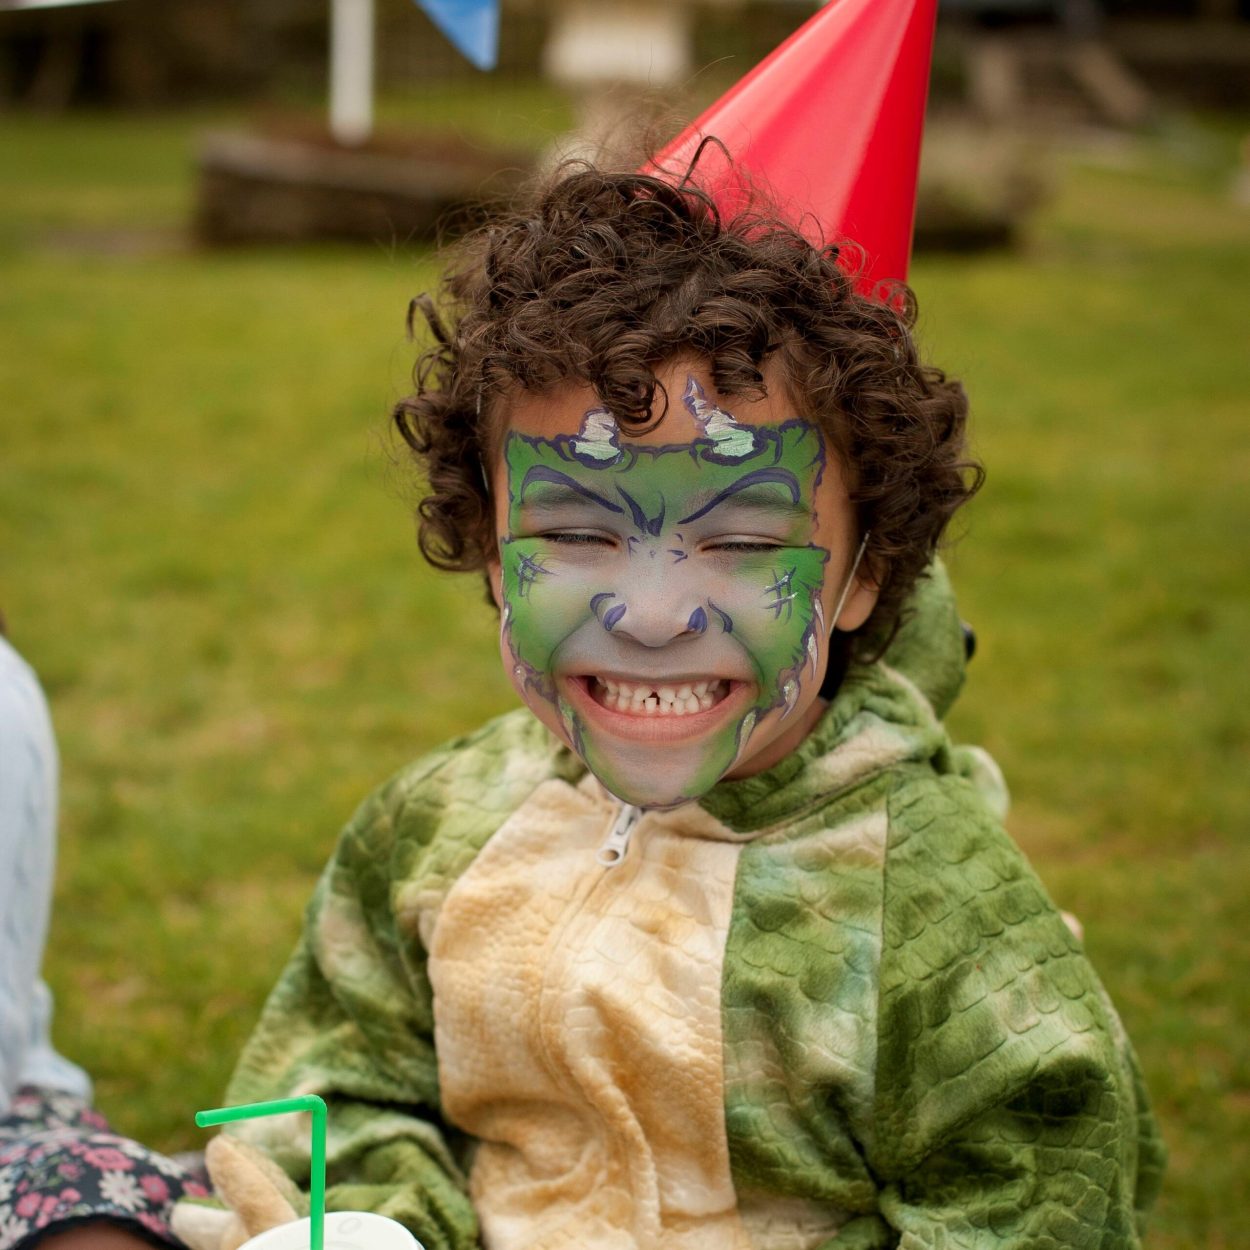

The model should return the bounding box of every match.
[877,560,967,720]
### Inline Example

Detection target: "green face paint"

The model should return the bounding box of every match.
[498,377,831,809]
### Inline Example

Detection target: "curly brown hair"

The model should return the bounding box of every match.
[393,156,981,657]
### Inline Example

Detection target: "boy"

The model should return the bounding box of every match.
[7,5,1163,1246]
[175,159,1164,1250]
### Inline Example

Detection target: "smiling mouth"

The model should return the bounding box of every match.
[586,676,732,717]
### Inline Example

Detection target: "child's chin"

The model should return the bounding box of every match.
[582,740,730,810]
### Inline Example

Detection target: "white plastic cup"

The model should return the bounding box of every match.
[238,1211,422,1250]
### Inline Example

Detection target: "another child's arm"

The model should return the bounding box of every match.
[37,1225,155,1249]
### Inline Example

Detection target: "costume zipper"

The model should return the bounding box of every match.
[596,803,642,868]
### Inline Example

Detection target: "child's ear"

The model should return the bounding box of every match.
[835,572,880,632]
[486,558,504,612]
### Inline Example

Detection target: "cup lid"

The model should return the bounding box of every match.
[238,1212,422,1250]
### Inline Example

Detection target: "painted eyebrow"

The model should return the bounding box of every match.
[518,467,624,515]
[677,468,804,524]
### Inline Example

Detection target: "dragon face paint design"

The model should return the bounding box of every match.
[494,371,849,810]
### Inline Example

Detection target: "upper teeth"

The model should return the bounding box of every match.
[595,678,725,716]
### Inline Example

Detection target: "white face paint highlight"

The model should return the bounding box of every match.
[571,407,622,463]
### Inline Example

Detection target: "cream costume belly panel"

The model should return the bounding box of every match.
[428,777,752,1250]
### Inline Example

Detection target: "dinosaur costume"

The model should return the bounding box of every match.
[200,566,1164,1250]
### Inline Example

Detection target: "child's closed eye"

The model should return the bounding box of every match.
[541,531,615,547]
[701,539,784,554]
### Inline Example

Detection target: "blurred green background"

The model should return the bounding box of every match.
[2,67,1248,1250]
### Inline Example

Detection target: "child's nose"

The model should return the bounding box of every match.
[602,585,707,648]
[606,601,706,648]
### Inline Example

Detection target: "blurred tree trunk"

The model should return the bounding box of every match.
[25,12,82,110]
[108,1,168,105]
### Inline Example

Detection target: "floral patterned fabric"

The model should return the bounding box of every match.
[0,1086,208,1249]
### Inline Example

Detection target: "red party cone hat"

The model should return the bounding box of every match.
[649,0,937,293]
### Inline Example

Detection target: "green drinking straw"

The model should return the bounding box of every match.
[195,1095,327,1250]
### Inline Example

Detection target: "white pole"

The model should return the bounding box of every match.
[329,0,375,146]
[2,0,119,10]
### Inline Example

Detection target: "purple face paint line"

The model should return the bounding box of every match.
[520,465,623,515]
[516,553,551,598]
[668,549,688,563]
[590,592,617,618]
[676,467,803,525]
[617,487,665,537]
[687,606,708,634]
[603,603,628,632]
[708,602,734,634]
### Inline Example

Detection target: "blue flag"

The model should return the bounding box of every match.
[412,0,500,72]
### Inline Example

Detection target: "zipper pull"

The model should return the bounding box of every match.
[596,804,642,868]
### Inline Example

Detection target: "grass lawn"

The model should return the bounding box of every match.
[1,88,1247,1245]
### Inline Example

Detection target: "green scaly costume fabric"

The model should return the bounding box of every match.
[220,565,1164,1248]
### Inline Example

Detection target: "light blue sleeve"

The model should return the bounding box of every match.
[0,635,91,1110]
